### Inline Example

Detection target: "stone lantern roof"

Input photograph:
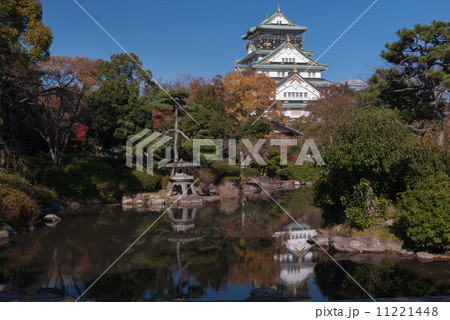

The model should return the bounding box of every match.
[163,159,201,168]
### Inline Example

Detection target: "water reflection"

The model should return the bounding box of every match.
[0,191,449,301]
[167,205,203,300]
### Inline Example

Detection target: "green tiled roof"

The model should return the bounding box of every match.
[280,102,307,107]
[260,11,282,26]
[253,64,328,71]
[301,49,314,56]
[260,24,307,30]
[236,63,328,71]
[242,9,307,39]
[308,79,336,86]
[242,24,307,39]
[237,52,257,64]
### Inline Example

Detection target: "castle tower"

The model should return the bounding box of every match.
[236,5,334,119]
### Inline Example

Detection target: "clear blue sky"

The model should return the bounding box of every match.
[41,0,449,82]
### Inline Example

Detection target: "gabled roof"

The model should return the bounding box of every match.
[242,6,307,39]
[277,71,320,92]
[276,72,335,95]
[254,41,326,68]
[261,6,296,26]
[236,47,273,65]
[272,120,304,136]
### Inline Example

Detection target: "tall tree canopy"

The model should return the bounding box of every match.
[0,0,52,61]
[181,77,232,139]
[87,53,154,149]
[0,0,53,168]
[362,21,449,143]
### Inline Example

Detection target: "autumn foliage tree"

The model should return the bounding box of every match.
[219,70,285,124]
[181,76,232,139]
[295,84,358,143]
[31,56,99,164]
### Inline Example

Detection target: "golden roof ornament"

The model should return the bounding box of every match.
[235,60,239,68]
[277,4,281,12]
[286,34,290,42]
[293,63,298,73]
[266,12,268,18]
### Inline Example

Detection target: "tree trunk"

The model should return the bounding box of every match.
[169,105,180,178]
[173,105,179,162]
[430,100,444,146]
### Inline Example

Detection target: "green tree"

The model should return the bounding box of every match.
[314,109,418,218]
[181,77,232,139]
[0,0,53,167]
[152,89,190,162]
[361,21,449,143]
[0,0,52,61]
[87,53,153,149]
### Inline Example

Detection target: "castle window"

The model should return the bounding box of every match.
[304,92,308,97]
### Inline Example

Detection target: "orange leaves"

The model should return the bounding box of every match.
[39,56,100,89]
[220,70,284,123]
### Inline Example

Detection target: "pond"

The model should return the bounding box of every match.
[0,191,449,301]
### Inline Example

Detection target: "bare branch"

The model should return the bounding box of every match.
[394,118,434,133]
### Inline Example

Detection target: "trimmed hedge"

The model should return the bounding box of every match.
[242,167,259,177]
[222,176,240,184]
[211,161,240,182]
[396,173,450,253]
[276,163,319,182]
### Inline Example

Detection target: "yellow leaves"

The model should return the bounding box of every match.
[0,0,53,61]
[221,70,285,124]
[22,20,53,60]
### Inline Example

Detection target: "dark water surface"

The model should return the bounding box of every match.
[0,191,449,301]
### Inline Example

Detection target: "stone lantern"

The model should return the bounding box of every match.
[164,159,200,197]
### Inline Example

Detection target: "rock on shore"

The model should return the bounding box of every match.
[309,235,449,261]
[329,235,402,253]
